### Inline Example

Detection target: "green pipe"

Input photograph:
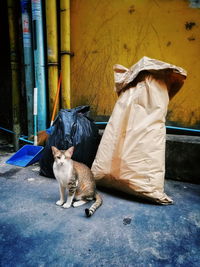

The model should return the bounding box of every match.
[20,0,34,137]
[31,0,47,131]
[7,0,21,151]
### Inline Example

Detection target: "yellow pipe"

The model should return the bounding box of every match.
[60,0,71,109]
[45,0,59,120]
[7,0,21,151]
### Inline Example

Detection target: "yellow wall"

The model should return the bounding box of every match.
[71,0,200,127]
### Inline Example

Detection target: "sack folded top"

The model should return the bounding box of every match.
[114,56,187,98]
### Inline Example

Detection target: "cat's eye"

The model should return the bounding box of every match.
[57,156,61,159]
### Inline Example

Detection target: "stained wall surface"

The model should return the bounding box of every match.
[71,0,200,127]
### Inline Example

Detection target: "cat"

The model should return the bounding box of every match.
[51,146,102,217]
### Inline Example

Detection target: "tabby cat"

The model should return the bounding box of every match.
[51,146,102,217]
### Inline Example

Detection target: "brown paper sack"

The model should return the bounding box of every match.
[92,57,187,204]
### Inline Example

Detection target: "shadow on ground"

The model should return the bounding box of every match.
[0,147,200,266]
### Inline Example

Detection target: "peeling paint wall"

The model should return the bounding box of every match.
[71,0,200,127]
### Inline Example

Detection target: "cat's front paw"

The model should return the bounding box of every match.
[63,203,71,209]
[56,200,64,206]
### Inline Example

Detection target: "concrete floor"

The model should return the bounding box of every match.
[0,148,200,267]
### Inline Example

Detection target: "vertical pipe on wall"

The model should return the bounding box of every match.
[45,0,59,120]
[7,0,21,151]
[20,0,34,137]
[60,0,71,109]
[31,0,47,131]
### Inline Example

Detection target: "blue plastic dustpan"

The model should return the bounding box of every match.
[6,145,44,167]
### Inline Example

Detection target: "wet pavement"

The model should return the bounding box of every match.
[0,142,200,266]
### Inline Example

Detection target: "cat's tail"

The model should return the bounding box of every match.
[85,192,102,217]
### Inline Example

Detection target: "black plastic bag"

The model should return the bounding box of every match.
[39,106,101,178]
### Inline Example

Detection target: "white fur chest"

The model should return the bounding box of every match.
[53,161,73,187]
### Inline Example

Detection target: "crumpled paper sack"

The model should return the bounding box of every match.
[92,56,187,204]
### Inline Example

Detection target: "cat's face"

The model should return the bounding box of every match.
[51,146,74,166]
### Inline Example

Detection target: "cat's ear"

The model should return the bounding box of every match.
[65,146,74,158]
[51,146,58,156]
